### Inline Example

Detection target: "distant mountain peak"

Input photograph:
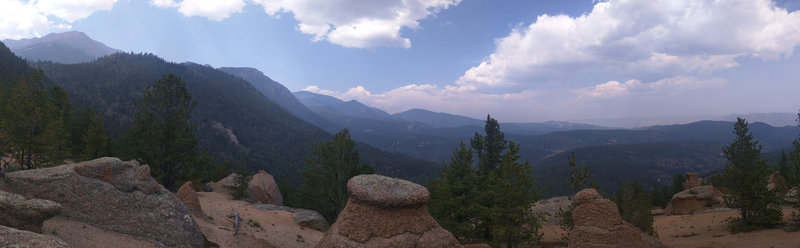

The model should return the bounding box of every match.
[3,31,122,64]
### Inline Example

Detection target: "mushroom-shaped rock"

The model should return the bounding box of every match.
[0,191,62,233]
[683,172,703,190]
[568,188,656,248]
[316,174,461,248]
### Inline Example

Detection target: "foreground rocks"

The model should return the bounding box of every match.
[569,188,655,248]
[177,181,207,219]
[0,225,70,248]
[532,196,572,225]
[0,158,204,248]
[665,185,725,215]
[0,190,61,233]
[316,174,461,248]
[209,170,283,205]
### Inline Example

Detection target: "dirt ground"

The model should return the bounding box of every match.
[541,207,800,248]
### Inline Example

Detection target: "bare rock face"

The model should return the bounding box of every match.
[248,170,283,205]
[316,174,461,248]
[209,171,283,205]
[532,196,572,225]
[0,191,61,233]
[568,188,648,248]
[0,225,70,248]
[293,209,329,232]
[664,185,724,215]
[768,172,788,192]
[683,172,703,190]
[0,158,204,248]
[177,181,206,219]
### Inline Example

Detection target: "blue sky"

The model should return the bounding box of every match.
[1,0,799,122]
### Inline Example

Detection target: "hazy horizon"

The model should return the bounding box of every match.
[2,0,799,122]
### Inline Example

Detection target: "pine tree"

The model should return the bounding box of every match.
[79,113,109,161]
[128,73,201,190]
[556,152,592,237]
[613,182,655,235]
[719,118,782,231]
[225,155,252,200]
[430,115,542,247]
[428,143,478,242]
[298,129,374,223]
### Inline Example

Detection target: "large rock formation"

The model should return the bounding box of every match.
[177,181,206,219]
[665,185,725,215]
[209,170,283,205]
[0,158,204,248]
[568,188,650,248]
[316,174,461,248]
[0,225,70,248]
[0,190,61,233]
[768,172,788,192]
[683,172,703,190]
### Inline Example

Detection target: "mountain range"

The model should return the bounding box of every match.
[3,31,122,64]
[3,31,799,196]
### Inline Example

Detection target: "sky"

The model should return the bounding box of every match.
[1,0,799,123]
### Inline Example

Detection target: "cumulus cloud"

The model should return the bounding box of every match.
[458,0,800,89]
[251,0,461,49]
[0,0,116,39]
[575,76,726,100]
[149,0,245,21]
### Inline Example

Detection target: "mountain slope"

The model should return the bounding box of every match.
[217,67,338,132]
[393,108,484,128]
[0,41,34,87]
[31,53,438,184]
[4,31,122,64]
[295,91,393,121]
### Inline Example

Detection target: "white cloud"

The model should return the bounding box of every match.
[35,0,117,23]
[149,0,178,8]
[150,0,246,21]
[458,0,800,89]
[0,0,116,40]
[251,0,461,49]
[575,76,725,100]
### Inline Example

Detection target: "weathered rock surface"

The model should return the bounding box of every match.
[316,174,461,248]
[0,225,71,248]
[0,157,204,248]
[293,209,329,232]
[177,181,206,219]
[248,170,283,205]
[684,172,703,190]
[786,187,799,204]
[0,190,61,233]
[532,196,572,225]
[568,188,653,248]
[209,171,283,205]
[768,172,787,192]
[665,185,724,215]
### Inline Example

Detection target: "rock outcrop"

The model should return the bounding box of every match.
[684,173,703,190]
[177,181,206,219]
[248,170,283,205]
[209,171,283,205]
[568,188,652,248]
[768,172,787,192]
[532,196,572,225]
[665,185,724,215]
[0,190,62,233]
[0,225,70,248]
[293,209,329,232]
[0,158,204,248]
[316,174,461,248]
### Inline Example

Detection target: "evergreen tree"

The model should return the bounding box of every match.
[298,129,374,223]
[225,155,252,200]
[429,143,478,242]
[79,113,109,161]
[613,182,655,235]
[1,70,68,169]
[128,73,201,190]
[430,115,541,247]
[718,118,782,231]
[556,152,592,237]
